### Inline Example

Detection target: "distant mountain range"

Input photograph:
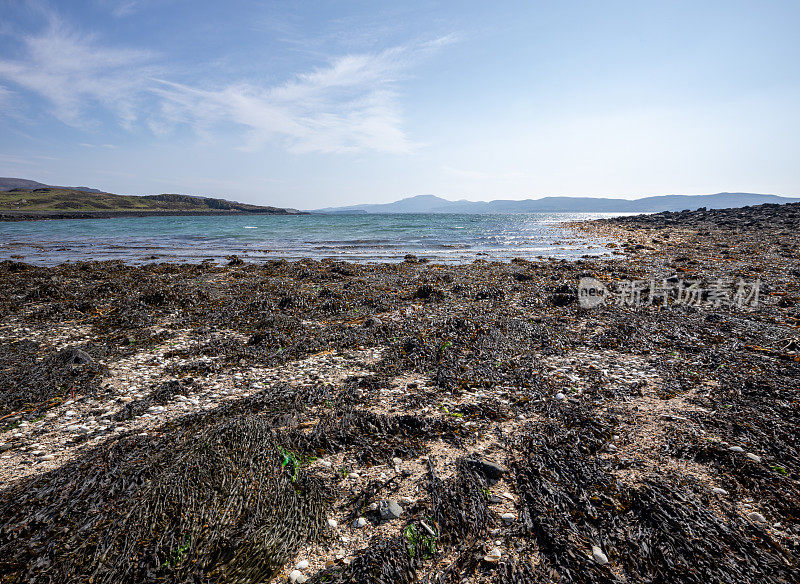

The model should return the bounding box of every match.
[314,192,800,214]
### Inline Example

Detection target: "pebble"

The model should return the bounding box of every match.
[501,512,516,523]
[320,459,332,468]
[0,443,10,452]
[747,511,767,523]
[379,500,403,520]
[555,393,566,400]
[288,569,307,583]
[296,560,310,570]
[728,446,744,453]
[40,454,55,461]
[484,547,502,563]
[592,545,609,565]
[353,517,367,528]
[712,487,728,495]
[745,453,761,463]
[327,518,338,528]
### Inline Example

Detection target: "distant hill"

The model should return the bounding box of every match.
[314,192,800,214]
[0,177,103,193]
[0,187,302,220]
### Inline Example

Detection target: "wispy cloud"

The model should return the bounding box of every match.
[0,15,156,128]
[96,0,146,18]
[151,40,451,154]
[0,5,452,155]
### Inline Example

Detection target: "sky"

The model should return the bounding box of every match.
[1,1,799,208]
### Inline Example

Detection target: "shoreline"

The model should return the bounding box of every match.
[0,209,308,221]
[0,203,798,583]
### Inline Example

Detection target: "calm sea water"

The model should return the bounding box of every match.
[0,213,619,265]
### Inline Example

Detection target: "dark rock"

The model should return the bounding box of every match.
[463,457,508,481]
[363,316,382,328]
[53,347,94,367]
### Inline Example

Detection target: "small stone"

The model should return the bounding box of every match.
[363,316,382,328]
[392,457,403,467]
[348,472,360,480]
[40,454,55,461]
[463,457,508,481]
[745,453,761,463]
[728,446,744,453]
[353,517,367,528]
[592,545,608,565]
[0,443,10,452]
[747,511,767,523]
[484,547,502,563]
[379,500,404,520]
[555,392,566,400]
[327,518,338,528]
[712,487,728,495]
[288,569,307,583]
[501,512,516,523]
[296,560,310,570]
[320,459,332,468]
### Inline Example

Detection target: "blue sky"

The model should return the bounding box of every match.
[1,0,798,208]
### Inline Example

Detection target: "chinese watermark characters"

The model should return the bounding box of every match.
[578,276,760,310]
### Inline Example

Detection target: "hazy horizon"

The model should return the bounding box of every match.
[1,1,799,207]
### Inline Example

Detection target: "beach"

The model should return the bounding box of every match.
[0,203,798,583]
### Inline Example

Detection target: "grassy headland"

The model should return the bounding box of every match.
[0,188,303,220]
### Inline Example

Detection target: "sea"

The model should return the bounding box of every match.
[0,213,621,265]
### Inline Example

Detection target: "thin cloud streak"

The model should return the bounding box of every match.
[151,40,451,154]
[0,17,155,129]
[0,6,451,155]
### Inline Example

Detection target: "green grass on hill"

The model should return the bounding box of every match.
[0,189,291,213]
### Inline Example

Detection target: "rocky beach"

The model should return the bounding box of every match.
[0,203,798,583]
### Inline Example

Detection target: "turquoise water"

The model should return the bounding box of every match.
[0,213,618,265]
